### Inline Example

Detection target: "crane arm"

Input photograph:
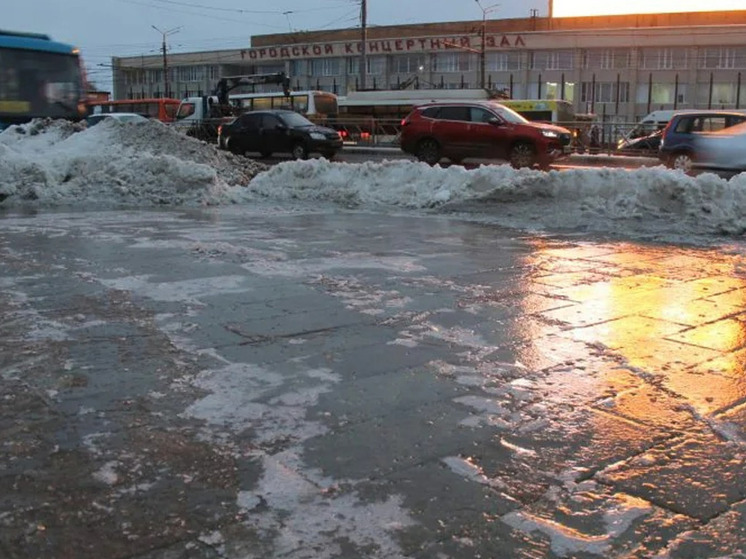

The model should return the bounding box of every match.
[213,72,291,105]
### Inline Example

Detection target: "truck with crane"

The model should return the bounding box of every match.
[173,71,292,142]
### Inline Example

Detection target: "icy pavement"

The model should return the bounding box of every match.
[2,205,746,558]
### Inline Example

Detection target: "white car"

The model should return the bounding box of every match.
[693,121,746,172]
[85,113,149,126]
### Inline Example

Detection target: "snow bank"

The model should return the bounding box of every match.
[251,159,746,237]
[0,118,267,206]
[3,119,746,238]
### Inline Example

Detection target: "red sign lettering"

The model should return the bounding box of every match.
[244,33,525,59]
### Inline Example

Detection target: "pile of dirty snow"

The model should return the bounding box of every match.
[250,158,746,237]
[0,118,267,206]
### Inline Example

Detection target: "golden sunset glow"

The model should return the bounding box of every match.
[553,0,743,17]
[519,241,746,419]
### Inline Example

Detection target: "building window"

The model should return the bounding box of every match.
[696,83,737,105]
[582,49,630,70]
[485,51,522,71]
[581,81,630,103]
[310,58,341,76]
[148,69,162,85]
[347,55,386,75]
[432,52,473,73]
[290,60,308,76]
[393,54,427,74]
[531,50,574,70]
[541,81,575,102]
[257,63,285,74]
[700,47,746,69]
[635,82,684,104]
[640,48,687,70]
[177,65,204,82]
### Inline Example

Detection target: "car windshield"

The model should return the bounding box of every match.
[490,103,529,124]
[278,112,314,127]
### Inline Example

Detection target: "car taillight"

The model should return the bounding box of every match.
[218,125,223,135]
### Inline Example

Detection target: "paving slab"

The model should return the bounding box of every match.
[2,206,746,558]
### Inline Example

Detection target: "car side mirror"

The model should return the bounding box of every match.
[488,117,503,126]
[276,123,288,131]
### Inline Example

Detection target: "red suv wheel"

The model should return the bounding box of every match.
[509,142,536,169]
[415,139,441,165]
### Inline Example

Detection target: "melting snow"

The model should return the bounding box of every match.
[2,118,746,240]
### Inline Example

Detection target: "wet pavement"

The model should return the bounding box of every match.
[1,206,746,558]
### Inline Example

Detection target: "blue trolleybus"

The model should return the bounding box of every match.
[0,30,86,129]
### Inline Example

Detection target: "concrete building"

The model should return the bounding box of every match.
[112,10,746,123]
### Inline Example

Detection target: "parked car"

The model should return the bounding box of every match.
[616,130,662,155]
[692,121,746,173]
[659,110,746,172]
[399,101,572,169]
[217,110,342,159]
[85,113,149,126]
[618,109,701,147]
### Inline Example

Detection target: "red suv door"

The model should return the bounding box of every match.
[430,105,475,160]
[467,106,512,160]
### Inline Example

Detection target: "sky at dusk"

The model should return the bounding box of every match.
[6,1,542,87]
[6,0,739,89]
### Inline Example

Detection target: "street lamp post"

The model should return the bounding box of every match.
[152,25,181,98]
[475,1,500,89]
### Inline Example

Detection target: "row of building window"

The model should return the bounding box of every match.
[120,46,746,86]
[286,47,746,76]
[126,79,743,108]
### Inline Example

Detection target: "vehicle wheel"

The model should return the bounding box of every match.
[291,143,309,160]
[321,150,336,160]
[669,152,693,173]
[509,142,536,169]
[415,139,441,165]
[228,141,243,156]
[449,157,464,166]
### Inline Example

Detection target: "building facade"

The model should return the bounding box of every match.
[112,10,746,123]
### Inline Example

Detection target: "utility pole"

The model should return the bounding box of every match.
[152,25,181,98]
[360,0,367,90]
[474,1,500,89]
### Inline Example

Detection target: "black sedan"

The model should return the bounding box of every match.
[217,109,342,159]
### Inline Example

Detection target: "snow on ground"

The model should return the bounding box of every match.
[2,118,746,239]
[0,118,266,206]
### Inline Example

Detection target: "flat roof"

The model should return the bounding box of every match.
[251,10,746,47]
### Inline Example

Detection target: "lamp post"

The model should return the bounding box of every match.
[360,0,368,90]
[152,25,181,98]
[475,1,500,89]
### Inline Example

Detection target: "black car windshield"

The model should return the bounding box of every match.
[278,112,314,127]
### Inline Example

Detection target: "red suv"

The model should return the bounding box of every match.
[399,101,572,169]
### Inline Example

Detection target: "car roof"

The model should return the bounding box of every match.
[415,100,497,108]
[242,109,296,115]
[670,110,746,118]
